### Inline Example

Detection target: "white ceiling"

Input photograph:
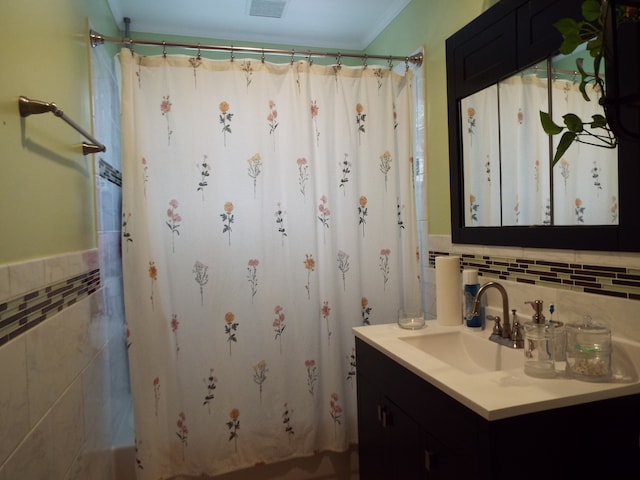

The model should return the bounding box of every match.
[106,0,411,51]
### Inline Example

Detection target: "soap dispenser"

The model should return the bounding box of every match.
[523,300,555,378]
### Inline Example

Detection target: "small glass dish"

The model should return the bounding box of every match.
[398,309,426,330]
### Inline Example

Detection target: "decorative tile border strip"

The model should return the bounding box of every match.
[428,251,640,301]
[99,158,122,187]
[0,269,101,346]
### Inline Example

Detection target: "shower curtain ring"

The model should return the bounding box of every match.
[388,56,393,70]
[261,49,265,63]
[405,57,410,72]
[363,54,368,69]
[336,53,342,66]
[230,46,234,62]
[290,49,295,65]
[162,41,167,58]
[307,51,313,66]
[197,44,202,60]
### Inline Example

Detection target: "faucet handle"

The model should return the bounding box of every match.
[525,300,546,324]
[486,315,502,336]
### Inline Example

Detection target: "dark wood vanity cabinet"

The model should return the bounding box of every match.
[355,338,640,480]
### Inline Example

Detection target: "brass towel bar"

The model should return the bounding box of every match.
[18,95,106,155]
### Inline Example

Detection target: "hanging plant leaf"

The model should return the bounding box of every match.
[591,114,607,128]
[563,113,585,132]
[581,0,602,22]
[553,132,577,167]
[540,111,564,135]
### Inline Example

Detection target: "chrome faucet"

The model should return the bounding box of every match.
[472,281,522,348]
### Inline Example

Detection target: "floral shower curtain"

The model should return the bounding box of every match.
[462,74,617,226]
[119,49,420,479]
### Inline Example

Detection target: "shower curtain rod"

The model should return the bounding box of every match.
[89,30,423,67]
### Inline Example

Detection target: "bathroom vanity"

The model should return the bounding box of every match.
[354,323,640,479]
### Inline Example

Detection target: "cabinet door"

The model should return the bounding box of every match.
[386,399,430,480]
[356,372,392,479]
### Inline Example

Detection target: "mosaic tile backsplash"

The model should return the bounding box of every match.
[429,251,640,301]
[0,268,101,346]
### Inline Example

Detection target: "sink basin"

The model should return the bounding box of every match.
[399,331,524,374]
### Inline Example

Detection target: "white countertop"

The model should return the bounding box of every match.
[353,320,640,421]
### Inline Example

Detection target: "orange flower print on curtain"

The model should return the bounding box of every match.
[469,194,479,223]
[220,201,234,246]
[171,314,180,354]
[160,95,173,146]
[361,297,372,326]
[227,409,240,452]
[467,106,476,146]
[575,198,585,224]
[219,101,233,147]
[166,199,181,253]
[358,195,368,237]
[303,254,315,299]
[355,103,366,144]
[311,100,320,146]
[224,312,238,355]
[267,100,279,151]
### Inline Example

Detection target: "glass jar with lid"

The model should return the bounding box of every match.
[565,319,612,382]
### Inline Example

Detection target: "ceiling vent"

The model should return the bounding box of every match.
[249,0,288,18]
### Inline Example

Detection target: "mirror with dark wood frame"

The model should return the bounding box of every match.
[447,0,640,252]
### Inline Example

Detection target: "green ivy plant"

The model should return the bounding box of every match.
[539,0,616,167]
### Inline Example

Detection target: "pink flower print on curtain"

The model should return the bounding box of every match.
[171,314,180,354]
[176,412,188,460]
[339,154,351,195]
[203,368,218,414]
[361,297,372,325]
[153,377,160,417]
[358,196,368,237]
[318,196,331,244]
[148,261,158,310]
[329,393,342,438]
[355,103,366,144]
[282,403,294,440]
[226,409,240,452]
[297,157,309,200]
[247,153,262,198]
[336,250,350,292]
[305,359,318,396]
[379,249,391,290]
[311,100,320,146]
[224,312,238,355]
[193,261,209,305]
[379,151,392,192]
[220,201,234,246]
[275,203,287,246]
[166,199,181,253]
[160,95,173,145]
[303,254,315,300]
[321,301,332,345]
[196,155,210,201]
[273,305,286,354]
[267,100,279,151]
[219,101,233,146]
[247,259,259,303]
[252,360,268,403]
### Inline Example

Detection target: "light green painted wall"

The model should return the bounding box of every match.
[368,0,499,235]
[0,0,118,264]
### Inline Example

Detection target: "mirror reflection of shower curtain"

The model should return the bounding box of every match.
[462,74,617,227]
[119,50,420,479]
